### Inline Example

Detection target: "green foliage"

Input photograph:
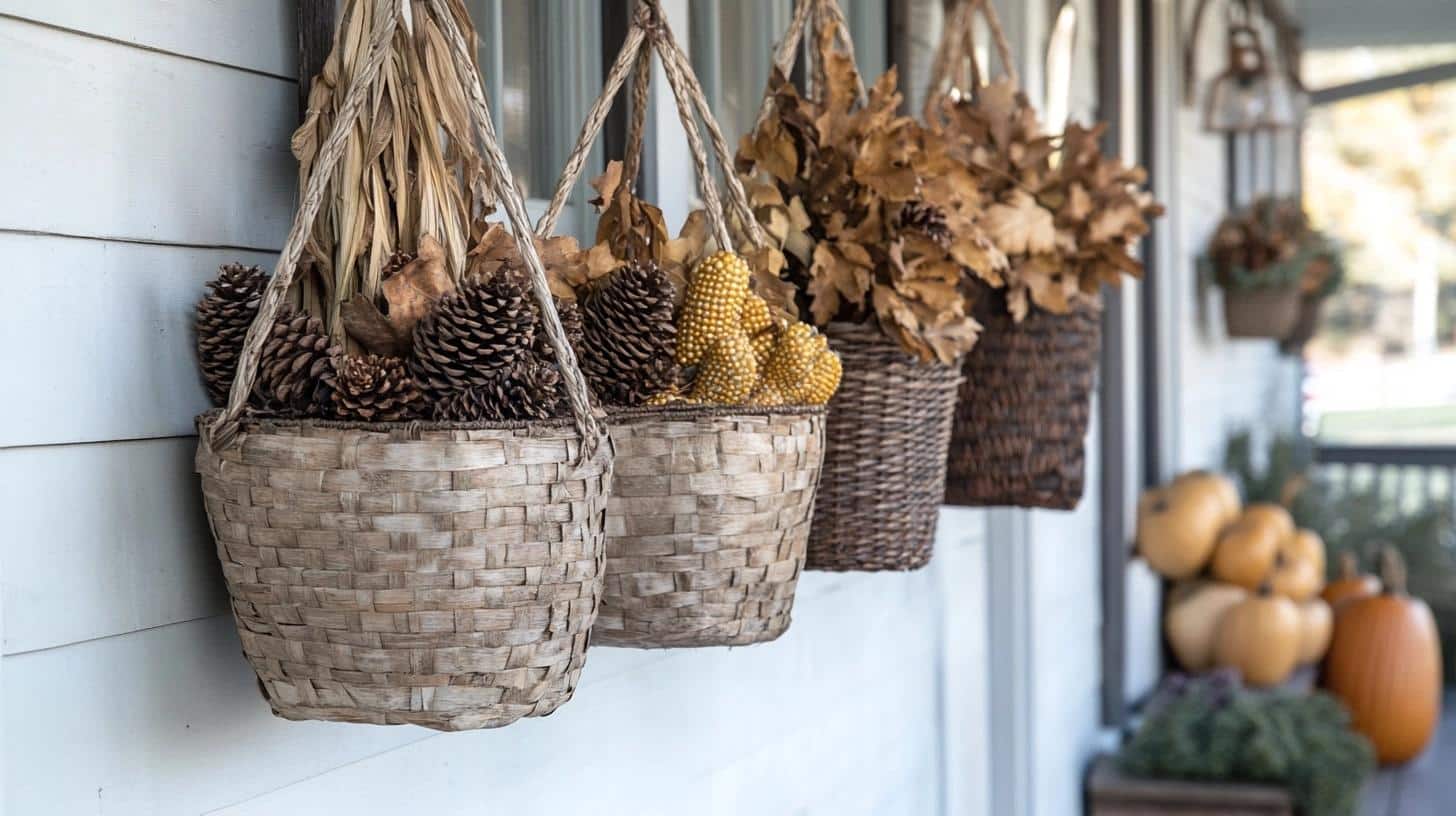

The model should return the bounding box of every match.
[1120,676,1375,816]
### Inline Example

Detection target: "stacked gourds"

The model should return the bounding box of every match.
[1138,471,1332,687]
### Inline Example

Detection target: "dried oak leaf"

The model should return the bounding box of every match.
[983,191,1057,256]
[381,235,454,338]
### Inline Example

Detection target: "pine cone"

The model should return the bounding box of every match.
[195,263,267,406]
[533,297,584,362]
[254,309,340,417]
[326,354,426,422]
[579,260,680,407]
[898,201,951,247]
[409,270,535,402]
[433,359,565,422]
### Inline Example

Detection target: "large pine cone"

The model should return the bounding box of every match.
[409,270,535,402]
[433,359,565,422]
[898,201,951,247]
[254,308,340,417]
[579,260,679,406]
[326,354,426,422]
[195,263,267,406]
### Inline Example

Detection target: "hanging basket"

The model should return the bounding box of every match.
[194,0,612,730]
[807,323,962,572]
[1223,284,1302,339]
[596,406,824,647]
[1279,294,1323,354]
[536,2,826,647]
[945,288,1101,509]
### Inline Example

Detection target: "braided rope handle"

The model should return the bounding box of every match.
[923,0,1020,119]
[535,0,766,254]
[753,0,868,133]
[207,0,401,450]
[426,0,601,456]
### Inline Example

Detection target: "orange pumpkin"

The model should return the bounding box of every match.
[1296,598,1333,664]
[1174,470,1242,525]
[1137,473,1237,579]
[1269,530,1325,602]
[1322,552,1380,610]
[1323,547,1443,765]
[1214,585,1301,687]
[1210,504,1292,590]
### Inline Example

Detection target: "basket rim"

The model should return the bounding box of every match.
[605,403,826,425]
[194,407,602,437]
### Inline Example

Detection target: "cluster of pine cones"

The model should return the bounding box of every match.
[195,262,578,423]
[195,250,841,424]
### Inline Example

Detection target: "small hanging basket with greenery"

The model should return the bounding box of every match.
[1204,197,1337,341]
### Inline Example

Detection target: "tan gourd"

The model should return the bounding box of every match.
[1322,552,1381,611]
[1296,598,1333,664]
[1210,503,1292,590]
[1137,472,1238,579]
[1175,470,1242,525]
[1165,580,1249,672]
[1214,584,1301,687]
[1324,548,1443,765]
[1267,530,1324,602]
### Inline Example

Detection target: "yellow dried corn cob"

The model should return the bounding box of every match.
[677,251,751,366]
[690,331,759,404]
[762,323,825,395]
[799,350,842,405]
[740,292,772,335]
[747,381,787,406]
[750,324,781,368]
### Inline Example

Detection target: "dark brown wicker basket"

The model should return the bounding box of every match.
[1223,284,1302,339]
[945,291,1101,510]
[1279,295,1322,355]
[806,322,964,572]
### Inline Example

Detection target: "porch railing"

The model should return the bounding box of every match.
[1313,444,1456,519]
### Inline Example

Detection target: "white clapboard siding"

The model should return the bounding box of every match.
[0,0,298,78]
[936,507,992,816]
[0,17,296,249]
[0,235,278,447]
[0,437,224,655]
[3,566,953,816]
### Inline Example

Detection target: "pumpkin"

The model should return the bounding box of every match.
[1136,473,1237,579]
[1175,470,1242,524]
[1269,530,1325,602]
[1323,547,1443,765]
[1295,598,1333,664]
[1214,584,1301,687]
[1165,580,1248,671]
[1210,503,1292,590]
[1322,552,1380,610]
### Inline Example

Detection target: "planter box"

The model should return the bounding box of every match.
[1087,756,1293,816]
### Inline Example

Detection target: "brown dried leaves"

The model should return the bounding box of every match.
[736,32,996,364]
[929,78,1163,321]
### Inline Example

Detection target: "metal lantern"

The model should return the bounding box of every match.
[1203,25,1285,132]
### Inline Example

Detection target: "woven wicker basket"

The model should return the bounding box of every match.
[945,293,1101,510]
[1223,284,1302,339]
[196,416,612,730]
[594,406,826,648]
[1279,295,1322,354]
[806,322,963,572]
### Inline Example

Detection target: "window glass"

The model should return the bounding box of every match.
[472,1,603,202]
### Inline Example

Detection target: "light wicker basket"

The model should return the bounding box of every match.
[194,0,613,731]
[196,416,611,730]
[595,406,826,648]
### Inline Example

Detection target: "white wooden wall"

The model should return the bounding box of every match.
[0,4,996,814]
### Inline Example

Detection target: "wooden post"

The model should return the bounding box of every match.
[298,0,337,117]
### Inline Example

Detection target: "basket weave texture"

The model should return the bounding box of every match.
[196,415,612,731]
[1223,285,1302,339]
[595,406,826,648]
[946,295,1101,510]
[806,322,963,572]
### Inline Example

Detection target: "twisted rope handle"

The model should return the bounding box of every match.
[753,0,867,133]
[427,0,602,457]
[923,0,1020,119]
[536,0,765,254]
[207,0,402,450]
